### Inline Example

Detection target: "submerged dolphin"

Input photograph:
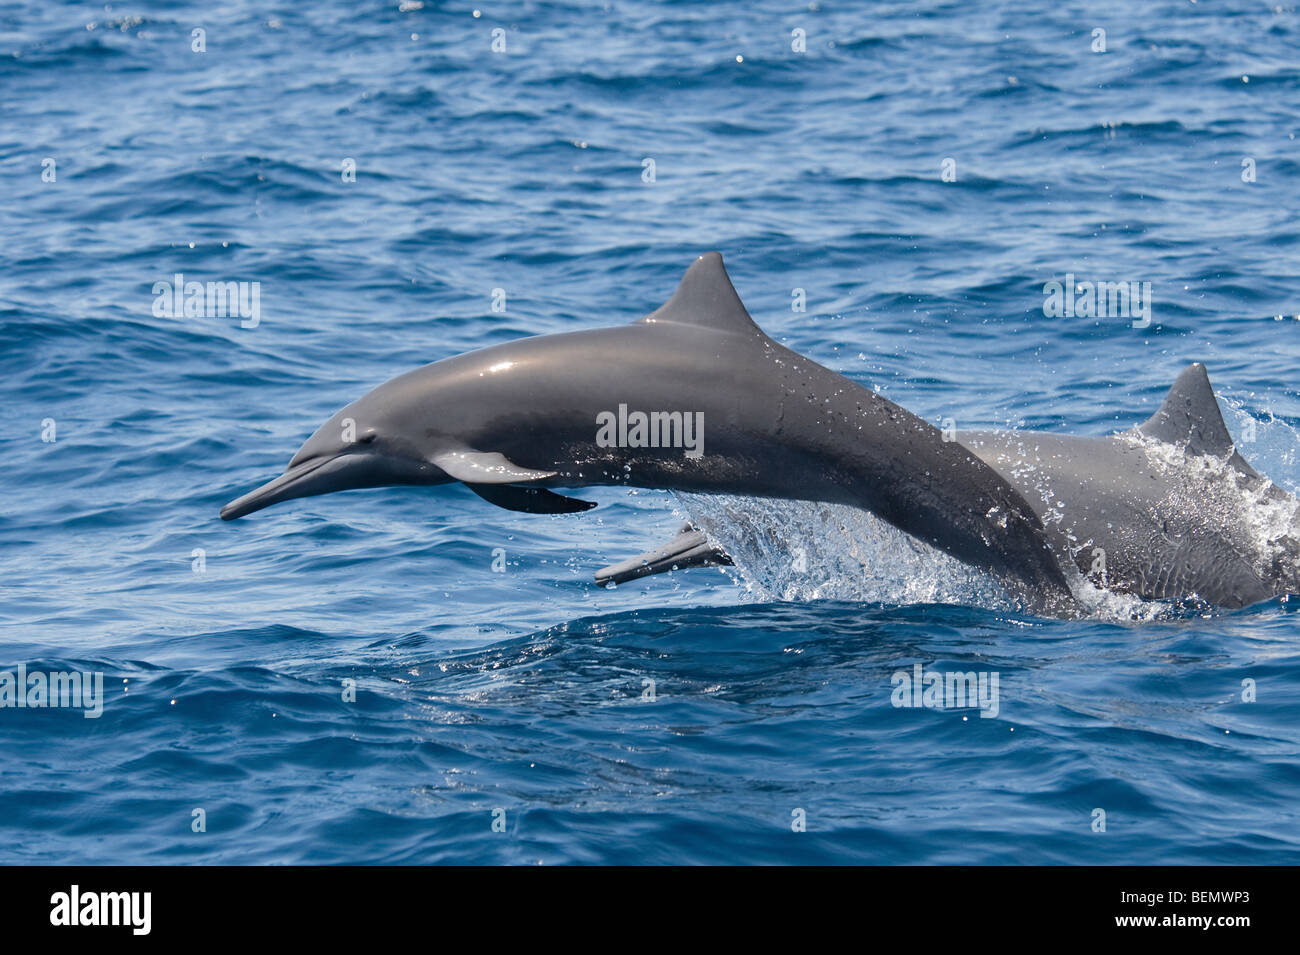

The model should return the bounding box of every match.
[221,253,1299,612]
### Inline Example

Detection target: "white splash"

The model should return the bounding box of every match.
[673,491,1018,608]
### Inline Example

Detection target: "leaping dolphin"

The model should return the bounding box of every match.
[221,253,1299,613]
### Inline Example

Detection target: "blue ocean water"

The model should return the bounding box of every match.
[3,0,1300,864]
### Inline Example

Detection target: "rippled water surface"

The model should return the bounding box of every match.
[2,0,1299,864]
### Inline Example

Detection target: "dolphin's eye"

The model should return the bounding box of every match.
[359,433,377,444]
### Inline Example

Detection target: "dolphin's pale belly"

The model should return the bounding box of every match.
[959,430,1300,607]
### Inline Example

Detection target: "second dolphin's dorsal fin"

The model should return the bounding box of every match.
[1135,363,1236,457]
[639,252,764,336]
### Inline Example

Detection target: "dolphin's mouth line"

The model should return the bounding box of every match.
[219,454,338,521]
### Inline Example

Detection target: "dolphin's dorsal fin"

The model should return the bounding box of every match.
[639,252,764,336]
[1135,363,1236,457]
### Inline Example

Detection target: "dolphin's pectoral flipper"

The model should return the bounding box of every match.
[594,523,733,585]
[467,484,597,514]
[432,449,558,484]
[437,449,595,511]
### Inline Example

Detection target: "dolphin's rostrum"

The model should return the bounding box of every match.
[222,253,1299,612]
